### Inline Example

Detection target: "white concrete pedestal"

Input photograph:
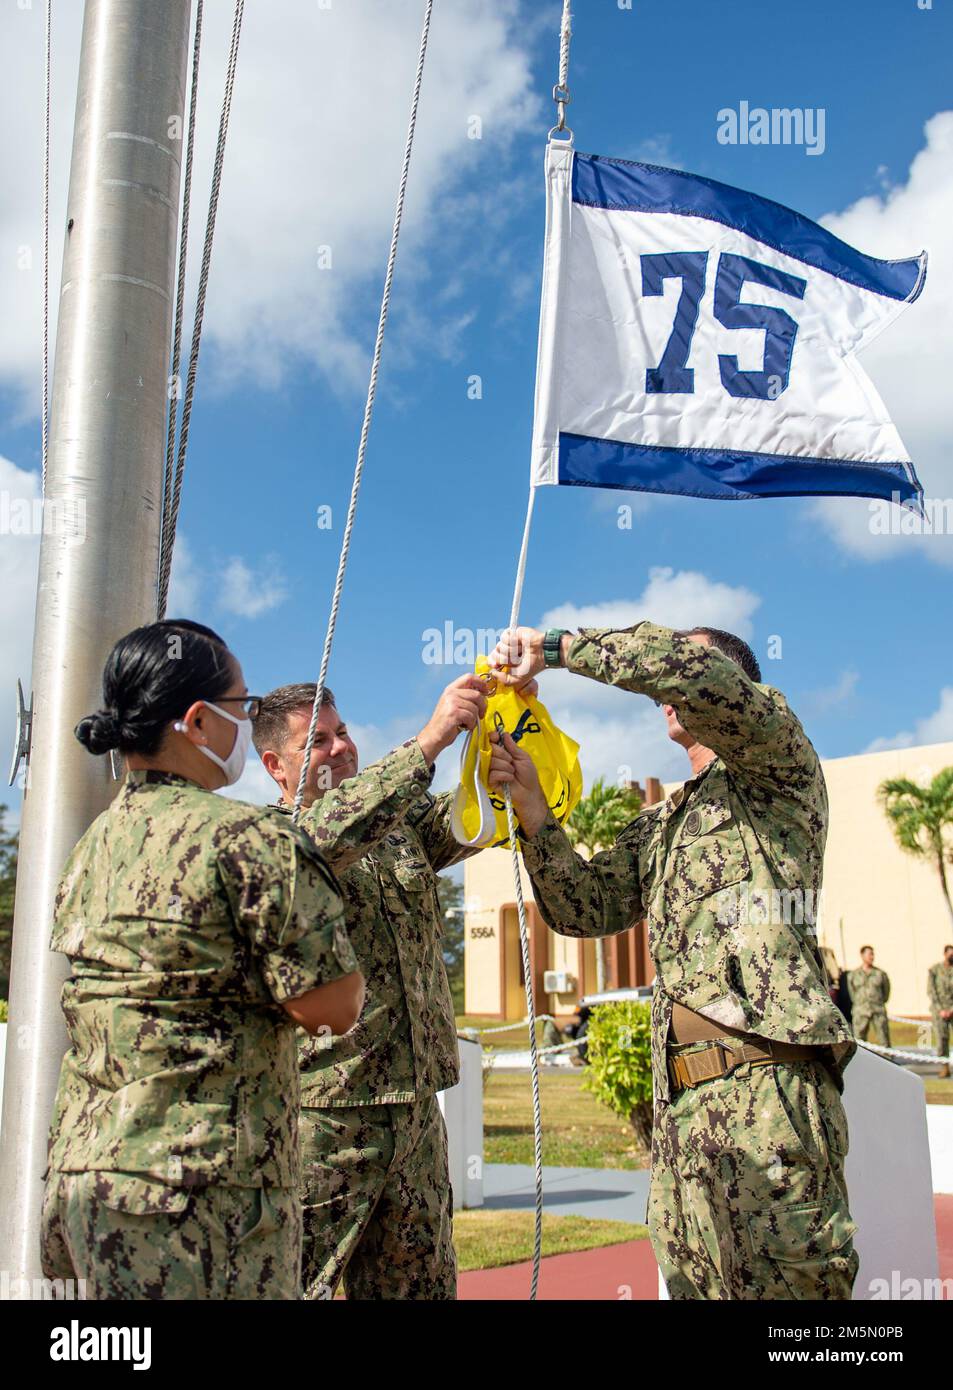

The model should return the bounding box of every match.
[437,1036,484,1211]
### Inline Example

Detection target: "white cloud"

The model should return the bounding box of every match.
[166,534,201,616]
[219,556,287,619]
[813,111,953,566]
[531,567,763,789]
[0,454,42,814]
[165,534,288,623]
[866,687,953,753]
[627,134,683,170]
[0,1,539,410]
[804,669,859,716]
[540,565,761,638]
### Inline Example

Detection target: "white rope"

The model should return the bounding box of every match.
[550,0,572,139]
[41,0,51,494]
[558,0,572,89]
[159,0,204,616]
[858,1039,948,1065]
[470,1012,558,1037]
[292,0,435,822]
[495,489,544,1296]
[487,0,577,1300]
[157,0,244,618]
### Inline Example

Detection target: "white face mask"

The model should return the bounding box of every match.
[197,702,253,786]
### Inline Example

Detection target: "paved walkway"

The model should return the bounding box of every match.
[460,1182,953,1301]
[484,1162,650,1224]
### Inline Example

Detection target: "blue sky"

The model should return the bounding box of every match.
[1,0,951,814]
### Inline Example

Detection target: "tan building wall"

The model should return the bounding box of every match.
[464,740,953,1022]
[817,740,953,1019]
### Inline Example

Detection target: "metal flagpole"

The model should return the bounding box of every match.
[0,0,193,1290]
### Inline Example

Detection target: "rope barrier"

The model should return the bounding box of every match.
[467,1013,559,1037]
[291,0,435,824]
[157,0,245,618]
[858,1039,948,1065]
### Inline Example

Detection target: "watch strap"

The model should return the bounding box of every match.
[543,628,569,668]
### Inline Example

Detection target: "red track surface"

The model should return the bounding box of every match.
[458,1196,953,1300]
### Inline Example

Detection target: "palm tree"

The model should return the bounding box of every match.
[568,778,642,991]
[878,768,953,929]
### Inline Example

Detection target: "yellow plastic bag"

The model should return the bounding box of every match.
[451,656,582,851]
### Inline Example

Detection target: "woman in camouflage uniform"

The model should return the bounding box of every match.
[40,620,364,1299]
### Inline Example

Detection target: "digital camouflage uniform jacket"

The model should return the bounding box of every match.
[274,739,477,1106]
[928,961,953,1014]
[846,966,890,1016]
[519,623,855,1102]
[47,770,355,1190]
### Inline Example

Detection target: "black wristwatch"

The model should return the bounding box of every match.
[543,628,569,669]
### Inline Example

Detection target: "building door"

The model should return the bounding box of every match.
[502,907,526,1020]
[501,905,549,1021]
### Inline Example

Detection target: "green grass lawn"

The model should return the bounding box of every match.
[483,1068,650,1170]
[454,1210,647,1272]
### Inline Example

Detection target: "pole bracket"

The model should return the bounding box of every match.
[8,679,34,787]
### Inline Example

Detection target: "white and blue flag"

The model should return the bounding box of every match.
[531,143,926,508]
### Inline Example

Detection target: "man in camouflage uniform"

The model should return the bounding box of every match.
[488,621,858,1300]
[847,946,891,1048]
[927,945,953,1079]
[41,768,357,1300]
[254,673,493,1300]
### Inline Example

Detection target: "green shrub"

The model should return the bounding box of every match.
[0,998,7,1024]
[582,999,654,1150]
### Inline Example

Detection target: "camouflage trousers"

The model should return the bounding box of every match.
[299,1089,456,1300]
[932,1011,951,1059]
[852,1011,891,1048]
[41,1172,301,1300]
[649,1057,858,1300]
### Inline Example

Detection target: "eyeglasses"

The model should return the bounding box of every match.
[214,696,263,719]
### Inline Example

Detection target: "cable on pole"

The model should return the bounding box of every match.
[157,0,245,619]
[158,0,205,617]
[41,0,51,494]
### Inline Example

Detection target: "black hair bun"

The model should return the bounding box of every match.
[74,708,121,755]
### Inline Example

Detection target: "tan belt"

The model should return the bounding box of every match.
[668,1037,821,1092]
[670,1000,753,1045]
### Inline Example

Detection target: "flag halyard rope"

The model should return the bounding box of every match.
[291,0,435,823]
